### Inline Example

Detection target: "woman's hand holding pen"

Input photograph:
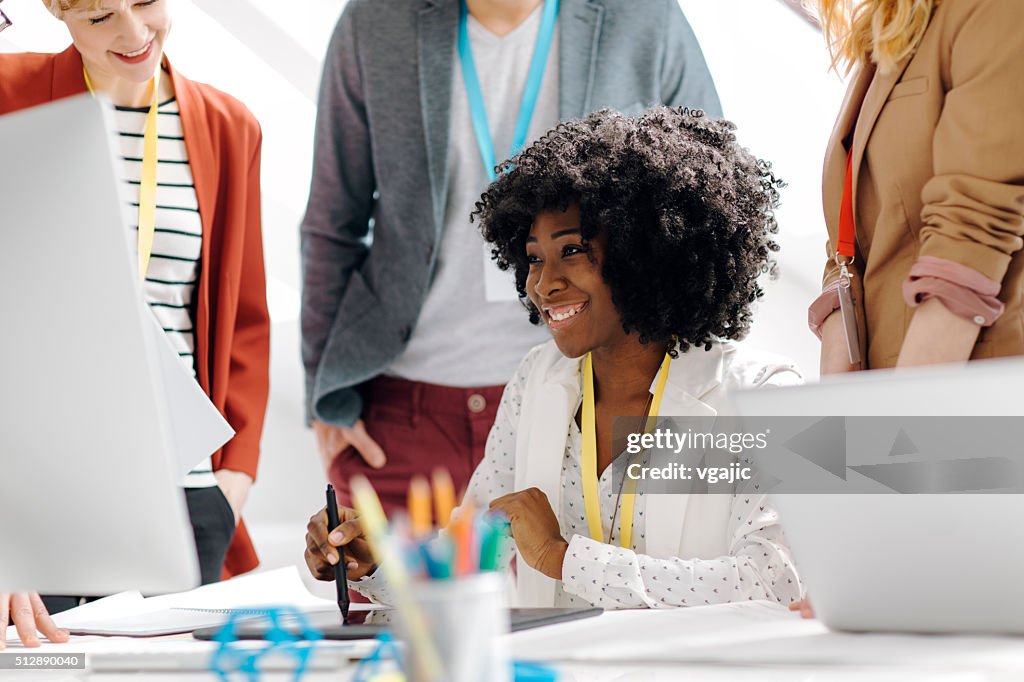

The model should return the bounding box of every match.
[489,488,568,580]
[304,506,377,582]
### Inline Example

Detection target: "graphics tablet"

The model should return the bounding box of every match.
[194,607,602,640]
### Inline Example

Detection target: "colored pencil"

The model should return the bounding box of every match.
[350,475,444,680]
[432,468,456,529]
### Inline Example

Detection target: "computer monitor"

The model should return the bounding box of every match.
[733,359,1024,633]
[0,94,200,594]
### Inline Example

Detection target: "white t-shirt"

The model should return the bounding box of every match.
[386,5,557,387]
[114,97,215,488]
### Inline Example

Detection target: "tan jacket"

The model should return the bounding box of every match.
[822,0,1024,368]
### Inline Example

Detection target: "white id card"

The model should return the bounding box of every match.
[483,242,520,302]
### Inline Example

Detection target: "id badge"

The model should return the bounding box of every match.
[837,262,861,365]
[483,243,519,302]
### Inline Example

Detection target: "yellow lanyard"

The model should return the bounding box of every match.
[581,352,671,549]
[83,65,162,282]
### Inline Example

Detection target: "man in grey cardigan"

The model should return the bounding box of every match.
[301,0,721,511]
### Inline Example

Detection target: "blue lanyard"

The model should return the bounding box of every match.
[457,0,560,182]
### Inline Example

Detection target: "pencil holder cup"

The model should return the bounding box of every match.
[398,572,510,682]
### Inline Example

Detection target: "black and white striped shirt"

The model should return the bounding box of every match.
[114,97,215,488]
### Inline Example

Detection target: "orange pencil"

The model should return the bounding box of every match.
[451,500,476,576]
[432,468,456,529]
[408,475,433,538]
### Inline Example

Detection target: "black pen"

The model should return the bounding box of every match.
[325,483,351,625]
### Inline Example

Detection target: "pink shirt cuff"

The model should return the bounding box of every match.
[808,280,841,339]
[902,256,1004,326]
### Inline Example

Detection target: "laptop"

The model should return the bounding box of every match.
[0,94,201,594]
[732,357,1024,634]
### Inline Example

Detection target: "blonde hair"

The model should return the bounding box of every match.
[806,0,939,74]
[44,0,125,18]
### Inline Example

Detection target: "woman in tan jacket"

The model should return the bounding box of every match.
[797,0,1024,619]
[808,0,1024,374]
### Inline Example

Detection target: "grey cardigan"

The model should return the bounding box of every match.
[301,0,722,426]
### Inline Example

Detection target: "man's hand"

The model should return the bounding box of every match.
[0,593,69,650]
[312,420,387,473]
[214,469,254,525]
[304,506,377,582]
[489,488,568,580]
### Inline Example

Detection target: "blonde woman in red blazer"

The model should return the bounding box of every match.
[0,0,269,647]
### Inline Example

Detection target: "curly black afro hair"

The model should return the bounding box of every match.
[472,106,783,354]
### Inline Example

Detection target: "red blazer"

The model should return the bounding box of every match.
[0,46,270,577]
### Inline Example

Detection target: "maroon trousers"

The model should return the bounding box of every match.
[329,376,504,515]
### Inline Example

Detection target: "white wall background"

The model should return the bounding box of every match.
[0,0,846,583]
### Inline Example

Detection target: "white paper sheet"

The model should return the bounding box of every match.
[145,312,234,478]
[43,567,371,638]
[48,591,147,629]
[144,566,338,611]
[55,609,233,637]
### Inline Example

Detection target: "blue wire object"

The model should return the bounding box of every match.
[209,606,323,682]
[513,661,560,681]
[351,632,404,682]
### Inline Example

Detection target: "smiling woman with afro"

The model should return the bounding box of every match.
[474,106,783,354]
[303,106,804,612]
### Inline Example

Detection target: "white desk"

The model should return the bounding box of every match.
[1,660,1017,682]
[0,666,1011,682]
[5,604,1024,682]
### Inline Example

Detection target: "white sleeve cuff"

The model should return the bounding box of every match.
[349,566,391,605]
[561,534,641,601]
